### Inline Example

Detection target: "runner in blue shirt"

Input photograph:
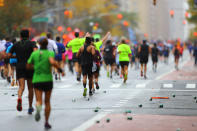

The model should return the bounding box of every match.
[55,36,65,80]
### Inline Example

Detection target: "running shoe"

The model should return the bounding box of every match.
[92,88,95,93]
[16,98,22,111]
[120,74,123,78]
[83,88,87,97]
[45,122,52,129]
[89,91,93,96]
[7,76,11,83]
[55,74,58,80]
[28,107,34,115]
[35,105,42,122]
[77,75,81,82]
[95,83,99,90]
[110,75,112,79]
[144,75,147,79]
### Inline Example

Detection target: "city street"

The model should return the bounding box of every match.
[0,51,197,131]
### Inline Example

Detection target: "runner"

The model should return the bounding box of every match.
[173,44,180,70]
[163,45,170,64]
[27,37,64,129]
[104,40,116,78]
[77,37,95,96]
[65,47,73,74]
[4,37,12,83]
[138,40,150,79]
[92,43,102,92]
[67,32,86,82]
[134,43,140,69]
[55,36,65,80]
[193,42,197,66]
[151,43,159,72]
[130,45,135,69]
[117,38,131,83]
[46,33,58,53]
[6,38,17,86]
[0,39,6,78]
[94,32,110,52]
[8,29,37,113]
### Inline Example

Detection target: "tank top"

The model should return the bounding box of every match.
[152,47,158,57]
[140,44,149,57]
[80,44,93,66]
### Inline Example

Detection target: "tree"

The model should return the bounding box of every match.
[0,0,32,38]
[188,0,197,39]
[65,0,138,37]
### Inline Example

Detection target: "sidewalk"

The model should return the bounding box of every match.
[87,114,197,131]
[161,60,197,80]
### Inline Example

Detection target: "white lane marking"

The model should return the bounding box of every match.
[163,84,173,88]
[186,84,196,89]
[72,113,108,131]
[114,103,123,106]
[57,84,72,89]
[118,101,127,104]
[136,84,146,88]
[110,84,121,88]
[112,105,121,108]
[103,110,113,113]
[120,100,128,102]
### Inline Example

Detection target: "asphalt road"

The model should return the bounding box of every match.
[0,50,197,131]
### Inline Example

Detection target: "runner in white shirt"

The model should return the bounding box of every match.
[46,33,58,54]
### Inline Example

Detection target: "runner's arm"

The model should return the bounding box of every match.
[49,57,65,76]
[102,32,110,43]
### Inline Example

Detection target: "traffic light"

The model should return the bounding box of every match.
[153,0,157,6]
[0,0,4,7]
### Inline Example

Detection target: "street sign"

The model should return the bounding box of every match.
[32,17,48,23]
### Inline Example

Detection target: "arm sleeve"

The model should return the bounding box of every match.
[6,46,11,54]
[27,53,34,64]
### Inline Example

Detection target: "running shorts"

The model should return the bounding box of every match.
[72,53,78,63]
[16,68,34,79]
[140,56,148,64]
[33,81,53,91]
[82,64,93,77]
[104,58,115,65]
[119,61,129,68]
[4,58,9,64]
[152,56,158,63]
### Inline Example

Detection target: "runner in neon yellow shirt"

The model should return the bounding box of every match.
[117,39,131,83]
[94,32,111,52]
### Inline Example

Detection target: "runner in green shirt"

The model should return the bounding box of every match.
[27,37,64,129]
[94,32,111,52]
[117,38,131,83]
[67,32,87,82]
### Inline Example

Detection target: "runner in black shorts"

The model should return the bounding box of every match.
[138,40,150,79]
[151,43,159,72]
[8,29,37,114]
[104,40,115,78]
[77,37,95,96]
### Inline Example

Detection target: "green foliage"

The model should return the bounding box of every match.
[187,0,197,39]
[65,0,138,37]
[0,0,32,38]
